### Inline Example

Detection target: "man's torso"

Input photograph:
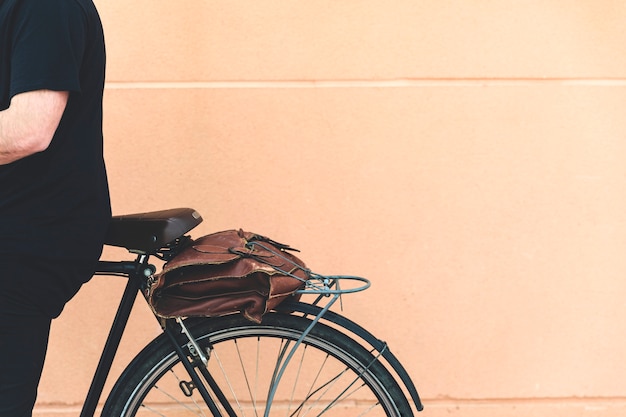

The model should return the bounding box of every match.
[0,0,111,259]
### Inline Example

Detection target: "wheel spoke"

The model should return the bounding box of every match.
[138,369,209,417]
[295,366,350,417]
[287,345,308,417]
[235,338,259,417]
[212,348,247,417]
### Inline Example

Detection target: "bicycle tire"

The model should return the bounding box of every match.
[103,312,413,417]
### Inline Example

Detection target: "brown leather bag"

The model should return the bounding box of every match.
[146,229,308,323]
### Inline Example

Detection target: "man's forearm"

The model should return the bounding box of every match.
[0,90,68,165]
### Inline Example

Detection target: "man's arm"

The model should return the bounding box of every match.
[0,90,69,165]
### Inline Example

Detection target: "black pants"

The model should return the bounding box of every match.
[0,256,96,417]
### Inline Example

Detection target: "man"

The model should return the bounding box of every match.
[0,0,111,415]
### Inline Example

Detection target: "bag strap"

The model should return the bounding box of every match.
[243,240,310,283]
[239,230,301,253]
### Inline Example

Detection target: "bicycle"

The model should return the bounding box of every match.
[76,207,423,417]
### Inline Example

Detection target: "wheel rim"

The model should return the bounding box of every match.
[121,323,401,417]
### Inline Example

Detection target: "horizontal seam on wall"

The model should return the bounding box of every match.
[104,78,626,89]
[423,396,626,406]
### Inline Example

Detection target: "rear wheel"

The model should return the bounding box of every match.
[103,312,412,416]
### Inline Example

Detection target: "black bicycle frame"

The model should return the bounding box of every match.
[78,256,237,417]
[79,259,145,417]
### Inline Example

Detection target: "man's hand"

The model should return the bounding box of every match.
[0,90,69,165]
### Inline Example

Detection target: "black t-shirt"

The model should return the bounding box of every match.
[0,0,111,260]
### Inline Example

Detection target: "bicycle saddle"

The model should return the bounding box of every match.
[104,208,203,253]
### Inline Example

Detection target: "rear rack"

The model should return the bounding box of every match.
[298,274,371,295]
[264,273,371,417]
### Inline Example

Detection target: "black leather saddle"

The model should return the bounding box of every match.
[104,208,203,253]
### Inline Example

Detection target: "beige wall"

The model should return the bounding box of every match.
[35,1,626,416]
